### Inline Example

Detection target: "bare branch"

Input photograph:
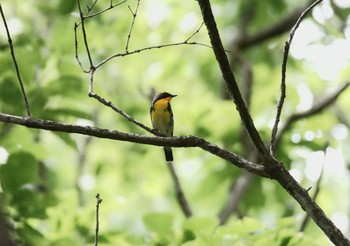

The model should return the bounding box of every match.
[166,161,192,217]
[275,82,350,147]
[89,92,153,133]
[218,172,253,225]
[0,112,269,177]
[77,0,95,71]
[94,193,103,246]
[85,0,128,20]
[197,0,270,163]
[125,0,140,52]
[236,0,314,49]
[0,4,31,117]
[270,0,323,156]
[95,40,211,70]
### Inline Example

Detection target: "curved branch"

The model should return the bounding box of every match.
[0,112,269,177]
[275,82,350,147]
[270,0,323,156]
[236,0,314,49]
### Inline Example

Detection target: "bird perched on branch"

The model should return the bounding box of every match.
[150,92,177,162]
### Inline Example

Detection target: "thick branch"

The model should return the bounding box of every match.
[236,0,314,49]
[197,0,270,163]
[271,162,350,245]
[0,113,269,177]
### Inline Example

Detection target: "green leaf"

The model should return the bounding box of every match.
[183,216,218,235]
[143,212,174,235]
[0,152,39,193]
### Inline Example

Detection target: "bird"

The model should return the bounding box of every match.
[150,92,177,162]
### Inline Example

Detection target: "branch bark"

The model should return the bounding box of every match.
[0,113,269,177]
[197,0,350,244]
[197,0,271,163]
[235,0,314,49]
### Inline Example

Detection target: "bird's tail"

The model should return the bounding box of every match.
[164,147,173,162]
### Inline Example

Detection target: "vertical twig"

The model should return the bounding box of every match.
[269,0,323,156]
[94,193,103,246]
[0,4,31,117]
[125,0,140,52]
[166,161,192,218]
[77,0,95,71]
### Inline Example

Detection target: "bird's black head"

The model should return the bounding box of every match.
[152,92,177,104]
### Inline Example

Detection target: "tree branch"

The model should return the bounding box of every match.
[0,4,31,117]
[0,112,269,177]
[275,82,350,146]
[270,0,323,156]
[94,193,103,246]
[197,0,350,244]
[166,162,192,217]
[197,0,271,163]
[218,172,253,225]
[235,0,314,49]
[125,0,140,52]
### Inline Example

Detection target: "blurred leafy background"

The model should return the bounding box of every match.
[0,0,350,245]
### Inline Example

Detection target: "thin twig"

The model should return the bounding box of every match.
[94,193,103,246]
[84,0,128,21]
[95,41,212,70]
[185,22,205,43]
[74,22,89,72]
[125,0,140,52]
[77,0,95,71]
[166,161,192,217]
[0,4,31,117]
[270,0,323,156]
[275,82,350,147]
[89,92,153,133]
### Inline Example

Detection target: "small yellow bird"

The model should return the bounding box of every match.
[150,92,177,162]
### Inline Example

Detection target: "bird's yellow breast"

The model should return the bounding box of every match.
[151,98,173,136]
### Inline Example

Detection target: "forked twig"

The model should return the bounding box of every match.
[0,4,31,117]
[270,0,323,155]
[77,0,94,71]
[125,0,140,52]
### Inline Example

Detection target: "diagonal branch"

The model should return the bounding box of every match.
[270,0,323,156]
[236,0,314,49]
[125,0,140,52]
[197,0,270,163]
[166,162,192,217]
[275,82,350,147]
[0,4,31,117]
[0,112,269,177]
